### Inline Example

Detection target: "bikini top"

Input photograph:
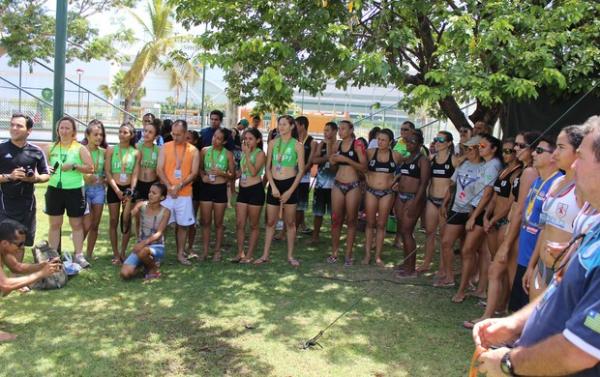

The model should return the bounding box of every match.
[139,143,160,170]
[337,139,360,165]
[368,148,396,174]
[512,170,522,202]
[399,153,422,179]
[204,146,228,171]
[494,166,520,198]
[431,152,454,179]
[272,137,298,168]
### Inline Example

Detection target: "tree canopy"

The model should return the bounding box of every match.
[0,0,135,66]
[173,0,599,130]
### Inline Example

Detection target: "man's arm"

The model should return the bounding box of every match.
[0,264,57,296]
[1,252,42,274]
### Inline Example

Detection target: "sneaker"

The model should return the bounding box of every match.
[74,254,90,268]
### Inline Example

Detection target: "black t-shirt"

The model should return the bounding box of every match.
[0,140,49,199]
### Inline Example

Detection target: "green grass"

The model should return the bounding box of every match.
[0,185,481,376]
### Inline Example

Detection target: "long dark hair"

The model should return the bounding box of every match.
[84,119,108,149]
[277,115,299,139]
[480,133,503,163]
[120,122,136,147]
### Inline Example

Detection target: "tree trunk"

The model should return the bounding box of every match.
[468,100,502,126]
[437,96,471,131]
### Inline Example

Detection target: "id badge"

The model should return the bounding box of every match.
[174,169,182,179]
[241,174,247,183]
[119,173,127,183]
[209,174,216,182]
[276,165,282,173]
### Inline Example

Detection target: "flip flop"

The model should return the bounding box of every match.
[288,258,300,267]
[144,272,161,280]
[253,257,270,265]
[326,255,338,264]
[344,257,353,267]
[187,252,200,260]
[239,258,254,264]
[451,294,466,303]
[433,280,456,288]
[178,257,192,266]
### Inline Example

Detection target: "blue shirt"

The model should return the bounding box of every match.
[517,171,563,266]
[517,220,600,376]
[200,127,234,151]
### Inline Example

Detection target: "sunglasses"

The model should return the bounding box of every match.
[478,143,488,149]
[514,142,529,149]
[535,146,554,154]
[502,148,515,154]
[433,136,447,143]
[400,128,410,132]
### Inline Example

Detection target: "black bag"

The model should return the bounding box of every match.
[31,241,68,290]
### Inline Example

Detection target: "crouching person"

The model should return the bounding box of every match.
[120,183,170,280]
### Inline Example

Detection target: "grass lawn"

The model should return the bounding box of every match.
[0,185,481,376]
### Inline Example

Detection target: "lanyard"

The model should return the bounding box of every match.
[173,143,186,170]
[209,147,225,170]
[90,148,101,173]
[57,141,75,163]
[525,171,561,220]
[242,148,257,175]
[118,145,132,174]
[276,137,292,165]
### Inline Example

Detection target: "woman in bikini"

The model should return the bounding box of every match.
[120,182,170,280]
[363,128,400,266]
[418,131,457,274]
[83,120,107,261]
[234,128,266,263]
[198,128,235,261]
[105,122,141,265]
[524,126,584,299]
[255,115,305,266]
[452,134,503,303]
[328,120,367,266]
[393,130,431,277]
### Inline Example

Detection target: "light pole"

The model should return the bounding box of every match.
[76,68,84,120]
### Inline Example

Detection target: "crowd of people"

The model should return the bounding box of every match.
[0,110,599,375]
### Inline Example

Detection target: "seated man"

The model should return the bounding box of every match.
[120,183,170,280]
[0,219,61,341]
[473,116,600,376]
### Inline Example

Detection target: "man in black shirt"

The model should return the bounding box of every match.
[0,114,50,258]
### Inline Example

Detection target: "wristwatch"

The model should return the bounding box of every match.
[72,164,78,171]
[501,351,518,376]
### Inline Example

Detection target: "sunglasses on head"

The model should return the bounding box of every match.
[535,146,554,154]
[514,142,529,149]
[503,148,515,154]
[433,136,447,143]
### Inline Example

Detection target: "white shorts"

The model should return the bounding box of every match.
[161,195,195,226]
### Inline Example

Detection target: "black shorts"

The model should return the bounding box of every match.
[266,177,298,206]
[199,182,228,203]
[237,182,265,206]
[313,188,332,216]
[45,186,86,218]
[509,264,530,312]
[136,180,157,201]
[0,198,36,246]
[297,182,310,211]
[106,184,132,204]
[474,211,485,227]
[447,210,470,225]
[192,180,203,202]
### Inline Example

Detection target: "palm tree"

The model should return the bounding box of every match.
[122,0,188,111]
[163,51,201,104]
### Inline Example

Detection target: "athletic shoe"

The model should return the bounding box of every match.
[74,254,90,268]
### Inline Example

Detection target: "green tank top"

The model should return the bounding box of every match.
[393,137,410,158]
[48,141,84,189]
[111,145,136,174]
[138,143,159,170]
[204,146,228,171]
[241,148,264,177]
[273,137,298,168]
[90,148,105,178]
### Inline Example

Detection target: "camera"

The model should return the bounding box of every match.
[51,161,60,174]
[24,166,34,177]
[123,188,134,197]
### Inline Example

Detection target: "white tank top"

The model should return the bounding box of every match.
[573,202,600,236]
[540,177,580,233]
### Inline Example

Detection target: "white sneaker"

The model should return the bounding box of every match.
[74,254,90,268]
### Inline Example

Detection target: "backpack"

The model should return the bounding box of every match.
[30,241,68,290]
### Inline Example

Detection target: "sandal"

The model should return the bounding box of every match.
[178,257,192,266]
[288,258,300,267]
[144,272,161,280]
[253,257,270,265]
[111,257,122,266]
[326,255,338,264]
[239,257,254,264]
[433,280,456,288]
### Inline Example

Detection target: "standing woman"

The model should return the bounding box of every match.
[234,128,266,263]
[418,131,457,273]
[452,134,502,302]
[393,130,431,276]
[363,128,400,266]
[45,116,94,266]
[328,120,367,266]
[524,126,584,299]
[136,120,161,202]
[83,120,107,261]
[198,128,235,261]
[105,122,141,265]
[255,115,305,266]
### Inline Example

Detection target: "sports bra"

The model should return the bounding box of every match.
[204,146,228,171]
[540,179,580,233]
[111,145,136,174]
[272,137,298,168]
[368,148,396,174]
[431,152,454,178]
[241,148,264,177]
[139,144,160,170]
[494,166,521,198]
[512,171,522,202]
[399,153,422,179]
[337,139,360,165]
